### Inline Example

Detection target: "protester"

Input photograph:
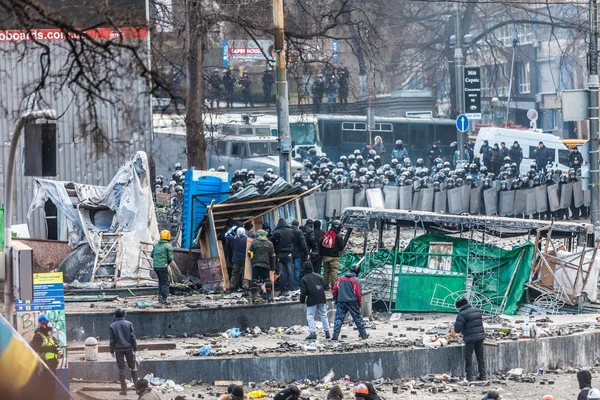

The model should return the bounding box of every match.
[588,388,600,399]
[151,230,174,304]
[299,261,330,340]
[578,370,593,400]
[244,221,256,239]
[320,220,345,289]
[482,390,500,400]
[332,264,368,340]
[31,314,60,393]
[249,229,276,303]
[311,220,325,274]
[219,385,250,400]
[454,297,486,381]
[271,218,295,296]
[274,385,301,400]
[225,226,248,291]
[354,382,381,400]
[136,379,160,400]
[291,220,309,290]
[300,219,319,278]
[109,308,138,395]
[327,385,344,400]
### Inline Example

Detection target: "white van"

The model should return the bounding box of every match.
[474,127,570,174]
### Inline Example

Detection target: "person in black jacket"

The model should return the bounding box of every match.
[311,220,325,275]
[299,261,330,340]
[570,146,584,169]
[271,218,295,296]
[225,226,248,291]
[454,298,486,381]
[535,141,551,173]
[274,386,301,400]
[300,220,319,276]
[479,140,491,169]
[577,370,592,400]
[509,141,523,171]
[109,308,138,395]
[319,220,345,289]
[291,220,309,290]
[427,142,442,167]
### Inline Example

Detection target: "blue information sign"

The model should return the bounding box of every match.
[456,114,469,133]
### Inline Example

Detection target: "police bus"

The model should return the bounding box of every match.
[316,114,457,162]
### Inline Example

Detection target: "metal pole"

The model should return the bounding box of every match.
[454,3,465,160]
[589,0,600,238]
[4,110,56,323]
[273,0,292,183]
[505,39,518,127]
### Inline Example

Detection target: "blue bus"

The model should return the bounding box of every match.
[317,114,457,162]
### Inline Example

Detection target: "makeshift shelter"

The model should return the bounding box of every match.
[27,152,159,286]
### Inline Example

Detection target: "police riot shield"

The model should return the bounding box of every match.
[420,188,434,212]
[326,189,342,218]
[547,184,560,212]
[399,185,413,210]
[412,190,421,211]
[448,187,464,214]
[460,185,471,213]
[383,186,399,209]
[469,187,481,215]
[483,189,498,215]
[584,188,591,207]
[560,182,573,209]
[314,192,327,219]
[535,185,549,213]
[302,194,318,220]
[354,190,367,207]
[366,188,385,209]
[340,189,354,212]
[514,190,527,216]
[434,190,447,213]
[526,188,537,216]
[573,180,584,208]
[499,191,515,216]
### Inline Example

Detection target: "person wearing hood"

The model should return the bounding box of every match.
[354,382,380,400]
[300,219,319,277]
[109,308,138,395]
[327,385,344,400]
[151,230,174,304]
[249,229,276,302]
[311,220,325,274]
[391,140,409,161]
[31,314,61,393]
[332,264,368,340]
[225,226,248,291]
[299,261,330,340]
[578,370,593,400]
[454,297,486,381]
[136,379,160,400]
[291,219,309,290]
[218,385,250,400]
[271,218,295,296]
[320,220,345,289]
[274,385,301,400]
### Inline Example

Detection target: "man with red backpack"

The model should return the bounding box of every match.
[331,264,368,340]
[319,220,345,289]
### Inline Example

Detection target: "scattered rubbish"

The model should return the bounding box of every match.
[253,326,263,335]
[222,328,242,338]
[144,373,165,386]
[136,300,153,308]
[322,369,335,384]
[248,390,268,398]
[196,345,213,356]
[390,313,402,321]
[422,335,447,349]
[508,368,523,376]
[303,343,318,351]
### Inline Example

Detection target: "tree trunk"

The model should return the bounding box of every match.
[185,6,208,170]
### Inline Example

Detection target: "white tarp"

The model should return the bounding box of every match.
[553,248,600,302]
[27,151,159,286]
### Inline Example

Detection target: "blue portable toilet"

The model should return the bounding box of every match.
[181,170,230,248]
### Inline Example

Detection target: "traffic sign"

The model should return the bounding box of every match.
[464,67,482,120]
[527,109,538,121]
[456,114,469,132]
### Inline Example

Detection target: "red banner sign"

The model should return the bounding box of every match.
[0,27,147,42]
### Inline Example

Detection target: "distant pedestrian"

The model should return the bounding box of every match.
[490,143,501,175]
[225,226,248,291]
[372,136,386,158]
[454,297,486,381]
[319,220,345,289]
[291,219,309,290]
[274,385,301,400]
[332,264,368,340]
[311,75,325,113]
[299,261,330,340]
[262,68,274,106]
[326,76,338,113]
[249,229,276,303]
[110,307,138,396]
[577,370,593,400]
[151,230,174,304]
[499,142,509,161]
[509,141,523,170]
[239,72,254,107]
[136,379,160,400]
[222,68,236,108]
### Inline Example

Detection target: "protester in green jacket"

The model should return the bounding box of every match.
[248,229,276,303]
[151,230,174,304]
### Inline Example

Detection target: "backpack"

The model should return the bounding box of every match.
[322,230,337,249]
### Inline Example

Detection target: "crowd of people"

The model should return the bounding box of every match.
[310,64,351,113]
[206,67,275,109]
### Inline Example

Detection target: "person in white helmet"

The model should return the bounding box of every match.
[588,388,600,399]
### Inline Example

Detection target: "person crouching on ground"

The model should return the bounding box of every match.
[454,297,486,381]
[274,385,301,400]
[218,385,249,400]
[249,229,276,303]
[331,264,368,340]
[151,230,174,304]
[299,260,330,340]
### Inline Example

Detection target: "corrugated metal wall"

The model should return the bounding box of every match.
[0,42,152,238]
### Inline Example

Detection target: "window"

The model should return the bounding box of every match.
[518,62,531,94]
[290,123,316,145]
[238,127,253,135]
[342,122,367,131]
[248,142,270,157]
[216,141,228,155]
[231,142,244,157]
[517,24,533,45]
[496,23,514,47]
[221,125,236,135]
[374,123,393,132]
[322,124,340,147]
[343,130,366,144]
[558,149,570,166]
[255,128,271,136]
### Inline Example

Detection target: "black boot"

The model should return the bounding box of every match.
[119,370,128,395]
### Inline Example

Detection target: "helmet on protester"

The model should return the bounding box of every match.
[350,264,361,275]
[330,220,342,232]
[588,389,600,400]
[114,308,126,318]
[160,230,171,241]
[217,166,226,172]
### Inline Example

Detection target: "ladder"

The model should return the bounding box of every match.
[137,241,154,285]
[91,232,123,283]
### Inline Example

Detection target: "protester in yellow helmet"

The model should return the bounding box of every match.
[151,230,174,304]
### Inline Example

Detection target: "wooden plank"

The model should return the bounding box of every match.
[212,204,275,216]
[244,238,254,281]
[242,184,322,225]
[69,343,176,352]
[214,380,244,387]
[212,195,298,209]
[217,240,229,290]
[206,201,219,258]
